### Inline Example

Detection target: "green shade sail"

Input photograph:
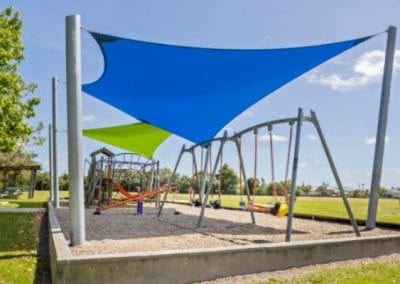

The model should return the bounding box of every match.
[83,123,171,158]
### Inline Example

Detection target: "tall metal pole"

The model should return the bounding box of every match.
[367,26,397,230]
[311,111,360,237]
[66,14,85,245]
[197,132,227,228]
[48,124,53,203]
[285,108,303,242]
[52,77,59,208]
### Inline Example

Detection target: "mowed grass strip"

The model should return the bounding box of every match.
[168,194,400,224]
[0,190,69,208]
[0,213,37,284]
[265,258,400,283]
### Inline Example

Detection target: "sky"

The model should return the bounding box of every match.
[2,1,400,189]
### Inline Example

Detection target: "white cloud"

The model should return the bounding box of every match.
[386,168,400,174]
[261,35,271,44]
[40,160,50,171]
[298,162,308,168]
[242,111,254,118]
[307,134,317,140]
[365,136,390,145]
[307,49,400,91]
[259,134,287,142]
[82,114,96,122]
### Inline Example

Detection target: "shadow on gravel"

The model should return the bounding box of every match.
[327,229,357,235]
[55,207,308,242]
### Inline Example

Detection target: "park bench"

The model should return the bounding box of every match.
[5,186,24,198]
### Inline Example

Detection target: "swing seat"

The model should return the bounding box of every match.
[192,198,201,207]
[210,199,221,209]
[271,202,289,218]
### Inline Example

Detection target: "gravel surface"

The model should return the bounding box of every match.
[55,203,400,256]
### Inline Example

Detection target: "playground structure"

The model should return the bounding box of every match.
[0,165,41,199]
[158,108,361,241]
[42,15,400,284]
[61,15,397,251]
[84,148,164,213]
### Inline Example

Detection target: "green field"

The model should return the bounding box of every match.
[168,193,400,224]
[2,190,399,223]
[0,190,69,209]
[266,259,400,283]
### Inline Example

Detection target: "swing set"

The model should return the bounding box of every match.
[158,108,361,242]
[189,146,223,208]
[245,122,294,217]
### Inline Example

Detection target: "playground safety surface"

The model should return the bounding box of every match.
[55,203,399,256]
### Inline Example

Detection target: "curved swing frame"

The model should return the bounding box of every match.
[157,108,361,241]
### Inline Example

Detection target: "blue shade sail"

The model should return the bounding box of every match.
[83,32,373,143]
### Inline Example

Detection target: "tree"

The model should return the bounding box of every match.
[301,184,312,196]
[176,174,192,193]
[246,177,260,195]
[0,7,40,152]
[215,164,238,195]
[378,186,388,197]
[316,182,329,196]
[159,167,172,184]
[0,144,37,189]
[36,171,50,190]
[59,173,69,191]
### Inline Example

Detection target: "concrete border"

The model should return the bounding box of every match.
[48,202,400,284]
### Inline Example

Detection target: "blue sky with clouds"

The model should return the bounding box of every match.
[2,1,400,189]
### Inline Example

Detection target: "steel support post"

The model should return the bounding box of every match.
[52,77,60,208]
[311,110,360,237]
[197,132,227,228]
[191,150,200,190]
[48,124,53,203]
[367,26,397,229]
[155,160,160,207]
[66,14,85,245]
[199,145,211,202]
[285,108,303,242]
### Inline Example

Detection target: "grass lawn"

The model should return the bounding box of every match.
[0,213,37,284]
[266,259,400,283]
[168,193,400,224]
[0,190,69,209]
